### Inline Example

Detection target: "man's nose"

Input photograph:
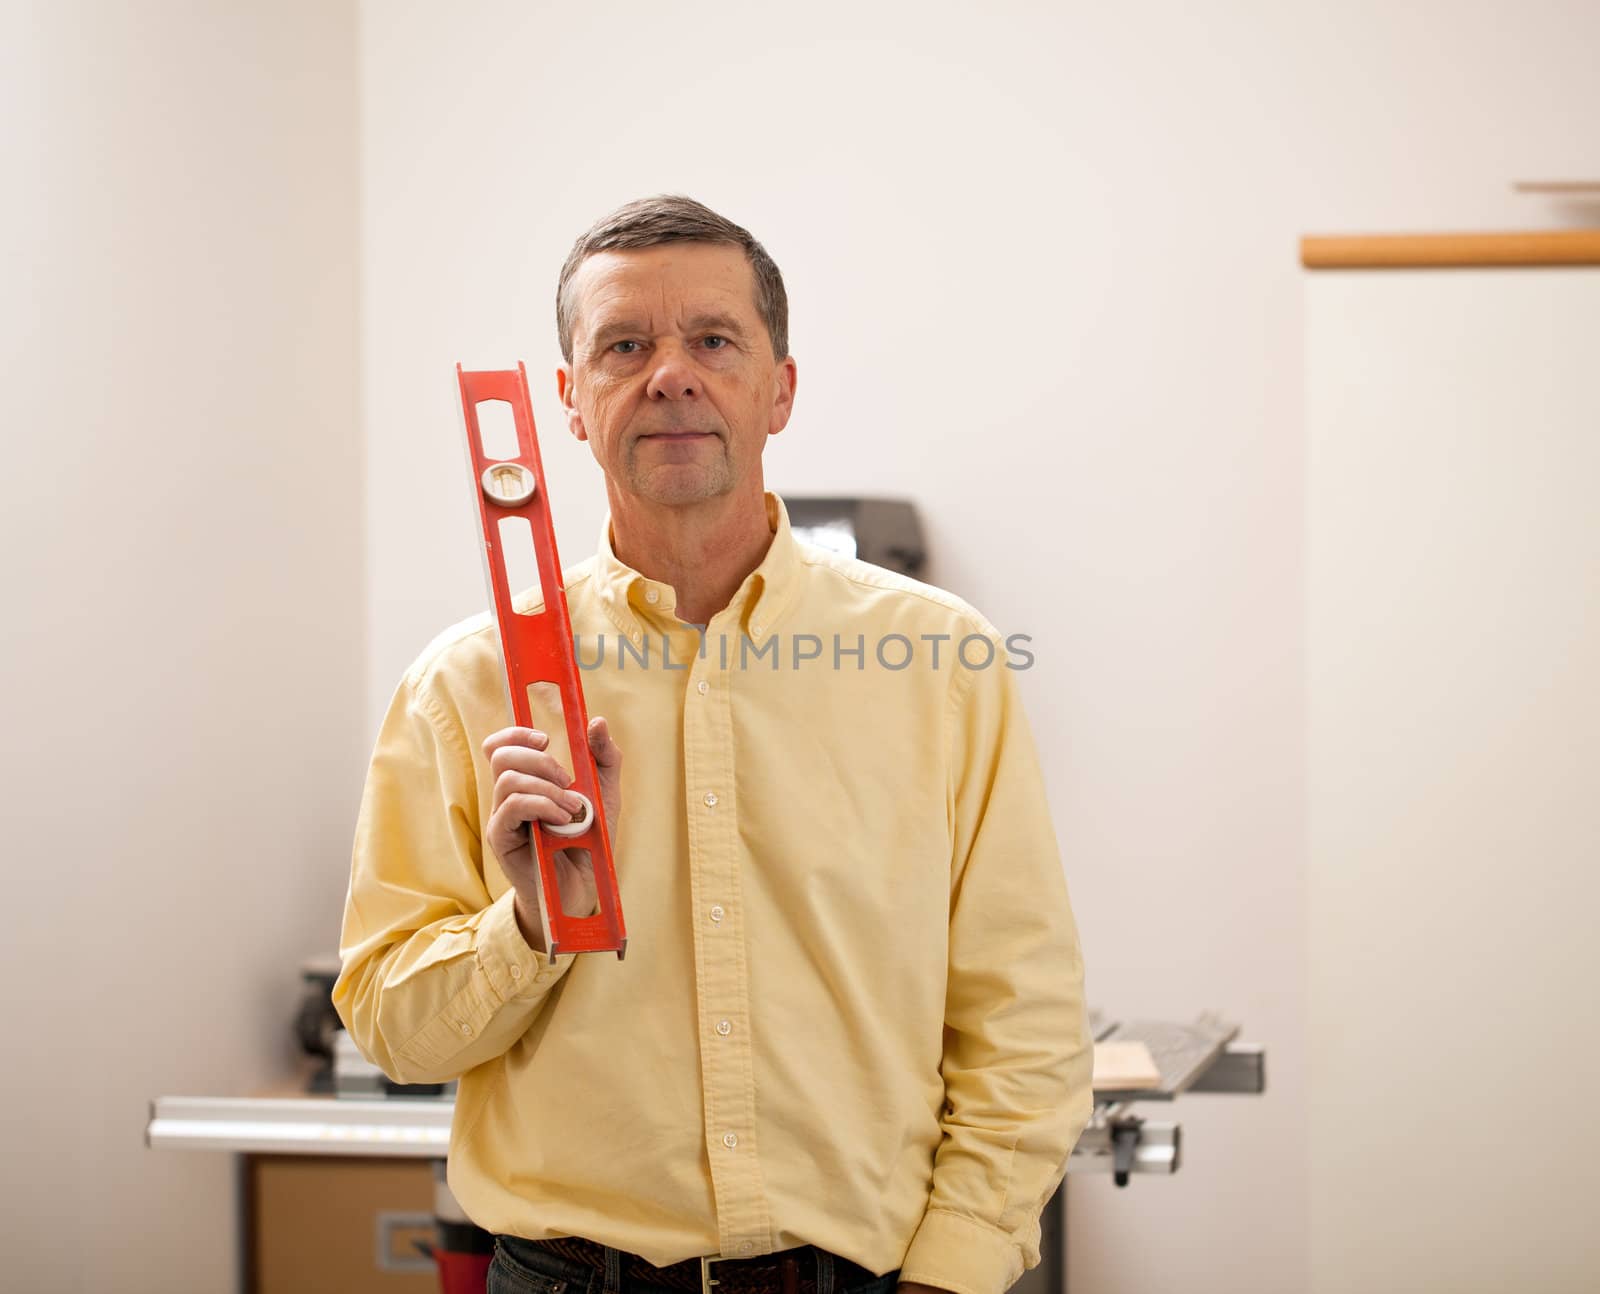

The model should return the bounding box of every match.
[645,344,699,400]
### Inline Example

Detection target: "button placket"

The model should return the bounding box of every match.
[680,631,769,1253]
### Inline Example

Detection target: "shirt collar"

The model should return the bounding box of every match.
[593,491,802,642]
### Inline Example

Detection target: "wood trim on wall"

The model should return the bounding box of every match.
[1301,229,1600,269]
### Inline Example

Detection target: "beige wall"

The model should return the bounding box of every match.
[359,3,1599,1292]
[1,3,360,1290]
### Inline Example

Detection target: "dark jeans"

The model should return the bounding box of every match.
[488,1237,902,1294]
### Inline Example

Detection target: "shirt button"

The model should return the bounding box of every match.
[716,1019,732,1036]
[458,1022,472,1036]
[645,588,659,604]
[631,630,641,644]
[751,622,763,637]
[710,905,725,924]
[703,791,719,808]
[737,1242,755,1256]
[509,965,522,980]
[722,1132,738,1149]
[696,680,709,695]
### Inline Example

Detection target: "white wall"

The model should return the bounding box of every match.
[1307,269,1600,1292]
[1,4,360,1290]
[360,4,1599,1291]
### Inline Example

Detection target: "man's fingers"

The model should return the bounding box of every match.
[494,791,582,835]
[497,771,587,814]
[489,743,573,785]
[509,792,584,827]
[482,727,550,760]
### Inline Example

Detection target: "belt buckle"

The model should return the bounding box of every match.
[700,1255,727,1294]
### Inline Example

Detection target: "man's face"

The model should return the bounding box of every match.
[557,243,797,508]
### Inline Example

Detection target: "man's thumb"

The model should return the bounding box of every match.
[588,715,621,767]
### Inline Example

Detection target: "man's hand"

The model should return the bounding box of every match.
[482,717,623,952]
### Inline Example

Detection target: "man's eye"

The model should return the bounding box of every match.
[702,336,728,350]
[611,340,641,354]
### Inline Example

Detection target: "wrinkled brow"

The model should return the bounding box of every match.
[682,312,750,339]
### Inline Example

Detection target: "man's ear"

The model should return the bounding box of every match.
[556,364,587,442]
[767,356,798,438]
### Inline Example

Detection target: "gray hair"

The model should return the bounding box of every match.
[556,195,788,363]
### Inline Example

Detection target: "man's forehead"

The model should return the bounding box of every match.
[571,244,760,331]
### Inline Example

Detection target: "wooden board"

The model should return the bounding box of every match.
[1301,229,1600,269]
[1092,1040,1161,1091]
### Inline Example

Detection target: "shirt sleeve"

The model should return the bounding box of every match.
[898,638,1095,1294]
[332,669,575,1085]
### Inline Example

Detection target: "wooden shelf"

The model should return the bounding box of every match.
[1301,229,1600,269]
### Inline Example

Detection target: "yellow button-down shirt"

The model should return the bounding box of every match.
[334,492,1092,1294]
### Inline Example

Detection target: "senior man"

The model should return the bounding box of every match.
[334,195,1093,1294]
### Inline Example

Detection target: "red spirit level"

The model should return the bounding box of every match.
[457,363,626,959]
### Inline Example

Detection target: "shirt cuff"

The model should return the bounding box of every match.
[476,887,566,1002]
[899,1208,1023,1294]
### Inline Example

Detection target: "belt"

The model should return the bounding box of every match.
[518,1234,878,1294]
